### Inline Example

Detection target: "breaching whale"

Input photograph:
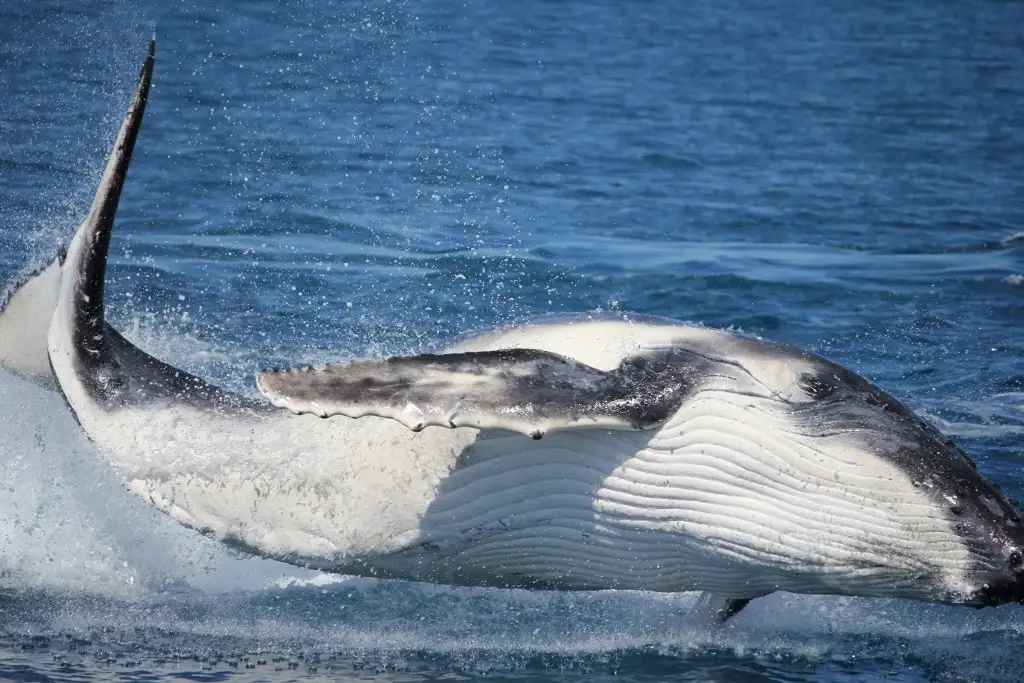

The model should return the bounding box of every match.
[41,41,1024,620]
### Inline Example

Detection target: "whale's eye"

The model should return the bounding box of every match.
[798,372,836,400]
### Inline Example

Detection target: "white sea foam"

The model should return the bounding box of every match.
[0,370,316,599]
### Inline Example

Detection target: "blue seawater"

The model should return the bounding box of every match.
[1,1,1023,681]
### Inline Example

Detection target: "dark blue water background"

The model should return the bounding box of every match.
[1,1,1023,681]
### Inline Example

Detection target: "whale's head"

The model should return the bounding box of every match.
[622,327,1024,608]
[889,425,1024,608]
[772,347,1024,607]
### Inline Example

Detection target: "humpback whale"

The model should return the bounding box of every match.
[40,41,1024,620]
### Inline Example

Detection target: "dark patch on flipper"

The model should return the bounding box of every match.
[256,347,711,437]
[92,324,264,410]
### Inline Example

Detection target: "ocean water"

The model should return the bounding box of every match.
[1,0,1023,681]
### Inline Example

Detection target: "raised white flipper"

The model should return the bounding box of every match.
[256,347,709,438]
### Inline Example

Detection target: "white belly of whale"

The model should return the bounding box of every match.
[375,392,971,599]
[70,329,970,601]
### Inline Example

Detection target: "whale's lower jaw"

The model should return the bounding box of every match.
[84,383,973,605]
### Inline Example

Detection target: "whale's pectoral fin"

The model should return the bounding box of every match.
[257,347,699,437]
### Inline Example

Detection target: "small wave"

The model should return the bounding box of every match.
[1001,233,1024,248]
[1,588,1023,682]
[639,151,704,170]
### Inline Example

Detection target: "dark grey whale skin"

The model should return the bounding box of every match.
[51,40,1024,612]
